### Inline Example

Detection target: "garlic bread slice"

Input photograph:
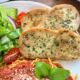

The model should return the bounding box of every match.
[19,28,80,61]
[21,4,80,32]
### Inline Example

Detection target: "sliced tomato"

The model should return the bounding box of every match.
[16,12,26,25]
[4,48,22,63]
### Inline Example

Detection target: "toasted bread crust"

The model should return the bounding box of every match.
[21,4,80,32]
[19,28,80,61]
[21,9,48,31]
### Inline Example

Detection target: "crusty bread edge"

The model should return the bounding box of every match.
[19,28,80,61]
[51,4,80,31]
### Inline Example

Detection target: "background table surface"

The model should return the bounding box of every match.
[9,0,80,13]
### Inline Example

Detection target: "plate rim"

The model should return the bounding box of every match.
[0,1,79,79]
[0,1,51,9]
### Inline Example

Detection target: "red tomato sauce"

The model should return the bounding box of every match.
[66,76,73,80]
[0,60,73,80]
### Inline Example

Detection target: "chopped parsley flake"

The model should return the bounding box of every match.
[43,43,46,47]
[51,51,53,54]
[50,22,52,24]
[67,9,70,13]
[33,47,35,51]
[54,41,59,46]
[52,21,55,27]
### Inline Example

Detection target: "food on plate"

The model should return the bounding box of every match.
[21,4,80,32]
[19,28,80,61]
[0,3,79,80]
[4,48,22,63]
[0,58,74,80]
[16,12,26,25]
[0,6,23,63]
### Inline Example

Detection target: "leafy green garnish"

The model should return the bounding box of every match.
[35,61,70,80]
[35,61,51,79]
[48,68,70,80]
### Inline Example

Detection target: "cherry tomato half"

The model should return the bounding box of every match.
[16,12,26,25]
[4,48,22,63]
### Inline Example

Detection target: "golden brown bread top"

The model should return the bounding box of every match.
[21,4,80,32]
[19,28,80,61]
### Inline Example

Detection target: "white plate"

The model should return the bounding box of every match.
[0,1,51,14]
[0,1,80,80]
[0,0,9,3]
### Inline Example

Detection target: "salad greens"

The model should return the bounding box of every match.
[0,41,14,52]
[7,8,18,21]
[1,36,10,44]
[7,28,21,39]
[35,61,70,80]
[0,6,22,62]
[0,27,9,37]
